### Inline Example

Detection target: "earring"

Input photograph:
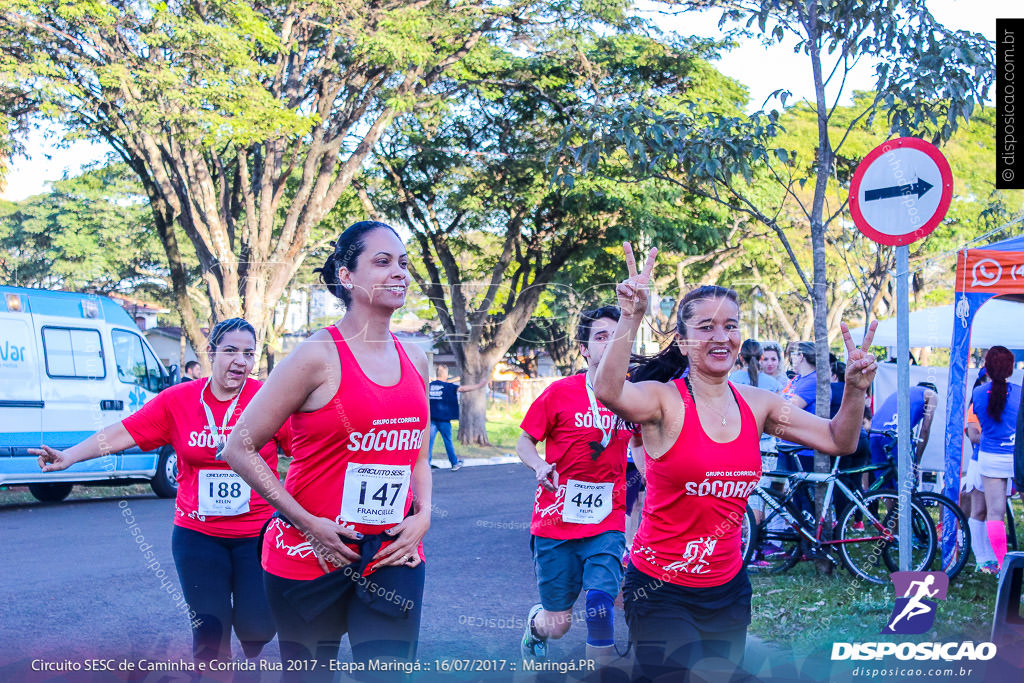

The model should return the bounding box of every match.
[345,283,353,289]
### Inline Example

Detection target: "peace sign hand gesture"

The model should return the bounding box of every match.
[841,320,879,392]
[617,242,658,321]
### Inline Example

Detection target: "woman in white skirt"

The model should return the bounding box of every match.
[972,346,1022,570]
[963,370,1001,572]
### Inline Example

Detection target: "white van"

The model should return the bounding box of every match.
[0,286,178,502]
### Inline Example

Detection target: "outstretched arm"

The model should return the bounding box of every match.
[765,322,878,455]
[593,242,669,426]
[33,423,137,472]
[457,379,489,393]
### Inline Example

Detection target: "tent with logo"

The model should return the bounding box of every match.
[848,298,1024,349]
[943,234,1024,504]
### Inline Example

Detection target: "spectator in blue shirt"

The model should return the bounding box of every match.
[781,341,818,469]
[868,382,938,488]
[973,346,1021,569]
[428,365,488,470]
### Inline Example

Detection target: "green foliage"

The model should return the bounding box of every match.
[0,164,177,293]
[557,0,997,344]
[369,25,739,364]
[1,0,627,353]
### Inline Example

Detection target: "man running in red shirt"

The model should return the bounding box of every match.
[517,306,631,667]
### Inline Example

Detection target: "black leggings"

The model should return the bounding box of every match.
[264,563,424,683]
[623,564,754,683]
[171,525,275,663]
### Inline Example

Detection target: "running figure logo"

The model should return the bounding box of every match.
[882,571,949,635]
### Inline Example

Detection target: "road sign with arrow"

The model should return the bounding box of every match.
[849,137,953,247]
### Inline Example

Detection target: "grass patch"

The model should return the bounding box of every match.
[449,401,527,460]
[749,562,999,656]
[0,482,154,506]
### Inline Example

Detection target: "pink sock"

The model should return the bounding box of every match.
[987,520,1008,567]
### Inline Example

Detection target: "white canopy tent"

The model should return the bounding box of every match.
[847,296,1024,477]
[848,298,1024,349]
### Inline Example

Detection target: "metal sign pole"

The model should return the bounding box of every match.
[896,244,912,570]
[848,137,953,572]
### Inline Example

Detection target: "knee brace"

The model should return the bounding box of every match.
[585,589,614,647]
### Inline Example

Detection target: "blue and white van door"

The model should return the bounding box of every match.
[0,293,44,467]
[36,317,120,477]
[110,328,176,492]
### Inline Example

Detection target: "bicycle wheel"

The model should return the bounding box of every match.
[916,491,970,581]
[837,490,935,585]
[740,505,757,565]
[749,488,802,574]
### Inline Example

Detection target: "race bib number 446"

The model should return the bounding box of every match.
[561,479,613,525]
[340,463,411,525]
[198,470,251,516]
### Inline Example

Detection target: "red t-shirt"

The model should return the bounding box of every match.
[630,379,761,587]
[122,377,290,538]
[521,373,629,540]
[262,328,429,580]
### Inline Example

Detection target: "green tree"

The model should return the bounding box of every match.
[559,0,995,561]
[364,29,737,444]
[0,0,592,357]
[0,164,180,295]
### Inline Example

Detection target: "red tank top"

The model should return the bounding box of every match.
[630,378,761,587]
[262,326,429,580]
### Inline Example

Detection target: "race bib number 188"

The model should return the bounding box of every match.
[198,470,252,516]
[561,479,614,525]
[340,463,411,525]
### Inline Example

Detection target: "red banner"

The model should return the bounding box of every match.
[956,249,1024,294]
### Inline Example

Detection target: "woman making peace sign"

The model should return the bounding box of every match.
[593,243,878,682]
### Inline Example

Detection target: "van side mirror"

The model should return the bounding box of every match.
[161,365,179,391]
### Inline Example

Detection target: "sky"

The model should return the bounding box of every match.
[0,0,1005,202]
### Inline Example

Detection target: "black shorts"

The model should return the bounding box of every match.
[623,563,753,682]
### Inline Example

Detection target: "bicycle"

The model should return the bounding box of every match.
[744,447,937,585]
[863,428,970,580]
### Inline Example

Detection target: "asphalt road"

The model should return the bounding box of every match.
[4,463,1010,683]
[0,463,631,683]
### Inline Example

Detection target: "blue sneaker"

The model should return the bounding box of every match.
[521,604,547,660]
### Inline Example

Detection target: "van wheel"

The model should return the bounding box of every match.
[28,483,74,503]
[151,447,178,499]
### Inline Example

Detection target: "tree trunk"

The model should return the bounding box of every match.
[805,2,834,575]
[456,383,493,446]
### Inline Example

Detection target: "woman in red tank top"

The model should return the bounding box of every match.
[593,243,878,682]
[221,221,431,681]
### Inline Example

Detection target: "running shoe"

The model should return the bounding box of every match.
[450,460,464,471]
[760,542,786,558]
[521,604,547,660]
[978,561,1000,575]
[750,559,773,569]
[852,521,865,532]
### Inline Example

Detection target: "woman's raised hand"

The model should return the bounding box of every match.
[618,242,658,320]
[841,320,878,392]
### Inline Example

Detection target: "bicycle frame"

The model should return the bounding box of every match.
[753,463,896,552]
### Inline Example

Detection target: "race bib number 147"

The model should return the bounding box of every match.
[340,463,411,525]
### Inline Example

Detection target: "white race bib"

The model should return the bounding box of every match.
[198,470,251,517]
[561,479,614,525]
[340,463,411,525]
